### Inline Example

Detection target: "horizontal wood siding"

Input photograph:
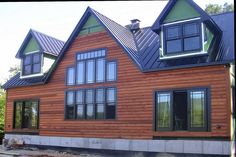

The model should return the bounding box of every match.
[5,31,231,139]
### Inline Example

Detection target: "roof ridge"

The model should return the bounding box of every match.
[210,11,234,16]
[30,28,65,43]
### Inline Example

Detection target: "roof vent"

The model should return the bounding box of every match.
[129,19,140,33]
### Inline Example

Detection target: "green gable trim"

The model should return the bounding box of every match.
[79,15,104,35]
[23,37,40,54]
[164,0,200,23]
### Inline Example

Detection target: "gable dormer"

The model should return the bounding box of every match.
[152,0,222,60]
[16,29,65,79]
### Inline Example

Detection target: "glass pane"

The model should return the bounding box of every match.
[66,106,74,119]
[33,63,41,73]
[166,26,181,39]
[166,39,182,54]
[190,91,205,128]
[77,54,81,60]
[24,65,31,75]
[24,55,31,65]
[14,102,22,129]
[156,93,171,128]
[106,105,116,119]
[67,91,74,105]
[67,67,75,85]
[77,61,85,84]
[96,59,105,82]
[33,54,40,63]
[77,105,84,119]
[86,104,94,119]
[107,62,116,81]
[86,90,94,103]
[96,103,105,119]
[96,89,104,103]
[184,23,199,36]
[107,88,116,103]
[76,90,83,104]
[30,101,38,129]
[184,37,200,51]
[22,101,38,129]
[86,60,95,83]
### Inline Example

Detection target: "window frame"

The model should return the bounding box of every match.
[66,67,75,86]
[22,53,42,76]
[13,99,39,131]
[163,19,202,56]
[154,87,210,132]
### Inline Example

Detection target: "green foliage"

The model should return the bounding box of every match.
[0,85,6,134]
[205,2,234,14]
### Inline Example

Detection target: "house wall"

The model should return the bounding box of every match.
[5,30,231,140]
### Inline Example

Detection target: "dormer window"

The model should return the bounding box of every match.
[23,53,41,76]
[163,19,202,56]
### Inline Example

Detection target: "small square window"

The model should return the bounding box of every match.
[166,39,182,54]
[166,26,181,40]
[184,23,199,36]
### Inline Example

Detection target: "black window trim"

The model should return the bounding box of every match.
[163,19,202,56]
[64,87,117,121]
[22,53,42,76]
[154,87,210,132]
[13,99,40,131]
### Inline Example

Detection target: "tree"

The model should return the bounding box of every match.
[205,2,234,14]
[0,85,6,136]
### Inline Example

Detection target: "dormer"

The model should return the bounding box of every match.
[15,29,65,79]
[152,0,222,60]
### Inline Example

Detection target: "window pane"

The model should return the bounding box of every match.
[166,39,182,54]
[77,61,85,84]
[24,55,31,65]
[76,90,83,104]
[107,62,116,81]
[106,105,116,119]
[86,104,94,119]
[33,63,41,73]
[86,60,95,83]
[67,68,75,85]
[190,91,205,128]
[30,101,38,129]
[86,90,94,103]
[77,105,84,119]
[96,89,104,103]
[66,106,74,119]
[67,91,74,105]
[96,59,105,82]
[33,54,40,63]
[166,26,181,39]
[184,23,199,36]
[156,93,171,128]
[107,88,116,103]
[14,102,22,129]
[24,65,32,75]
[184,37,200,51]
[96,103,105,119]
[23,101,38,129]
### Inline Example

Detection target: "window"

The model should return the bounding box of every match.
[23,53,41,75]
[164,20,202,55]
[13,100,39,130]
[65,88,117,120]
[155,88,209,131]
[66,49,117,85]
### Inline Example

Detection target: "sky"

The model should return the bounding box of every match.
[0,0,234,84]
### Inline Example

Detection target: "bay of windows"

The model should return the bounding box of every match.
[155,88,209,131]
[65,88,116,120]
[66,49,117,85]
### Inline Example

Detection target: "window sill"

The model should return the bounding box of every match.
[20,73,44,79]
[159,51,208,60]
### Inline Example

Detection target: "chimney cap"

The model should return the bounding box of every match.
[131,19,141,23]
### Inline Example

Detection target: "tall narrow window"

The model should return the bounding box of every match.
[106,88,116,119]
[67,67,75,85]
[77,61,85,84]
[76,90,84,119]
[96,89,105,119]
[107,61,117,81]
[96,59,105,83]
[188,89,207,130]
[13,100,39,130]
[86,90,94,119]
[156,92,172,130]
[66,91,75,119]
[86,60,95,83]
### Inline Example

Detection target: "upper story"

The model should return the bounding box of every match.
[2,0,234,90]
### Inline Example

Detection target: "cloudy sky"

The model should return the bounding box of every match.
[0,0,234,84]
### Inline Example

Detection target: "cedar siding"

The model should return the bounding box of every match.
[5,30,231,139]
